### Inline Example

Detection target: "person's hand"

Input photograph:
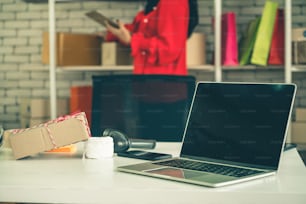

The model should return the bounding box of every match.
[105,20,131,45]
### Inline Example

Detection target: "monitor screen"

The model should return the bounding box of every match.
[181,82,296,169]
[91,75,196,141]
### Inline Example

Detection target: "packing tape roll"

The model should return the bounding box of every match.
[84,137,114,159]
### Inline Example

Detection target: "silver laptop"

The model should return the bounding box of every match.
[117,82,297,187]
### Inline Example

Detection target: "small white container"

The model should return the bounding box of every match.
[84,137,114,159]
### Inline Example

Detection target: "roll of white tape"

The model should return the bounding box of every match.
[84,137,114,159]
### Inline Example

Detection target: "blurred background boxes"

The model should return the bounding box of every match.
[292,122,306,144]
[20,98,69,128]
[292,108,306,144]
[292,27,306,64]
[186,33,206,66]
[20,117,49,129]
[101,42,133,66]
[70,86,92,126]
[292,41,306,64]
[296,108,306,122]
[42,32,101,66]
[292,27,306,41]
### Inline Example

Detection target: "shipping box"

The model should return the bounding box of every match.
[102,42,133,66]
[20,98,69,118]
[291,122,306,144]
[2,130,12,148]
[292,27,306,64]
[19,98,69,128]
[292,27,306,42]
[187,33,206,66]
[42,32,101,66]
[9,112,90,159]
[296,108,306,122]
[292,41,306,64]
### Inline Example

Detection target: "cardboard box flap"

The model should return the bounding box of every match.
[10,128,52,159]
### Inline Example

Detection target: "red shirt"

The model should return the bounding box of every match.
[106,0,189,75]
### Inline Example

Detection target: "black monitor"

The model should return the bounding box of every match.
[91,74,196,141]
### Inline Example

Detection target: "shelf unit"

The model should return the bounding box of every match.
[55,65,215,72]
[46,0,223,119]
[47,0,296,121]
[48,0,57,120]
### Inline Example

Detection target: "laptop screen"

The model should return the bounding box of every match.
[181,82,296,169]
[91,75,196,141]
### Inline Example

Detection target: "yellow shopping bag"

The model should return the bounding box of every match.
[251,1,278,66]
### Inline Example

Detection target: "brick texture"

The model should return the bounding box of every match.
[0,0,305,129]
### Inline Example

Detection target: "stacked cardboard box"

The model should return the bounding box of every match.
[186,33,206,66]
[292,27,306,64]
[292,108,306,144]
[42,32,102,66]
[101,42,133,66]
[100,33,207,66]
[20,98,69,128]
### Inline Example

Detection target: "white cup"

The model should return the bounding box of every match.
[84,137,114,159]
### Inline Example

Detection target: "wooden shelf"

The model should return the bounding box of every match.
[291,65,306,72]
[56,65,215,72]
[57,65,133,72]
[221,65,284,71]
[55,65,306,72]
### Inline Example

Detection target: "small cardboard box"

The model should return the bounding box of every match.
[291,122,306,144]
[2,130,12,148]
[292,27,306,42]
[9,112,90,159]
[20,98,69,118]
[292,41,306,64]
[292,27,306,64]
[296,108,306,122]
[187,33,206,66]
[42,32,101,66]
[102,42,133,65]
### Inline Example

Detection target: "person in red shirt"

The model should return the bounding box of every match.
[104,0,198,75]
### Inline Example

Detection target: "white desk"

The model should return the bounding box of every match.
[0,142,305,204]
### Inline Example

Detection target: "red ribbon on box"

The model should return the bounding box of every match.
[11,112,91,149]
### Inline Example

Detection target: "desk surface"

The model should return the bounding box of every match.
[0,142,306,204]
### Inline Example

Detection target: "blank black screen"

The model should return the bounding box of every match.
[91,75,195,141]
[181,83,296,169]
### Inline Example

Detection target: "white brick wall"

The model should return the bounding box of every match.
[0,0,305,129]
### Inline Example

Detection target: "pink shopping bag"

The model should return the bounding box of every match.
[221,12,239,66]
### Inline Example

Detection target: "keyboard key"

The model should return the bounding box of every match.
[155,159,262,177]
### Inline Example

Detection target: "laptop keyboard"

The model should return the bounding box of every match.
[155,159,263,178]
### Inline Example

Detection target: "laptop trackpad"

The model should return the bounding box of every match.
[147,167,210,179]
[147,167,234,183]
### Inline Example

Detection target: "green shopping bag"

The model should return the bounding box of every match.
[239,17,260,65]
[251,1,278,66]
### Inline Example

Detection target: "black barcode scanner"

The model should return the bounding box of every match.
[102,128,156,153]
